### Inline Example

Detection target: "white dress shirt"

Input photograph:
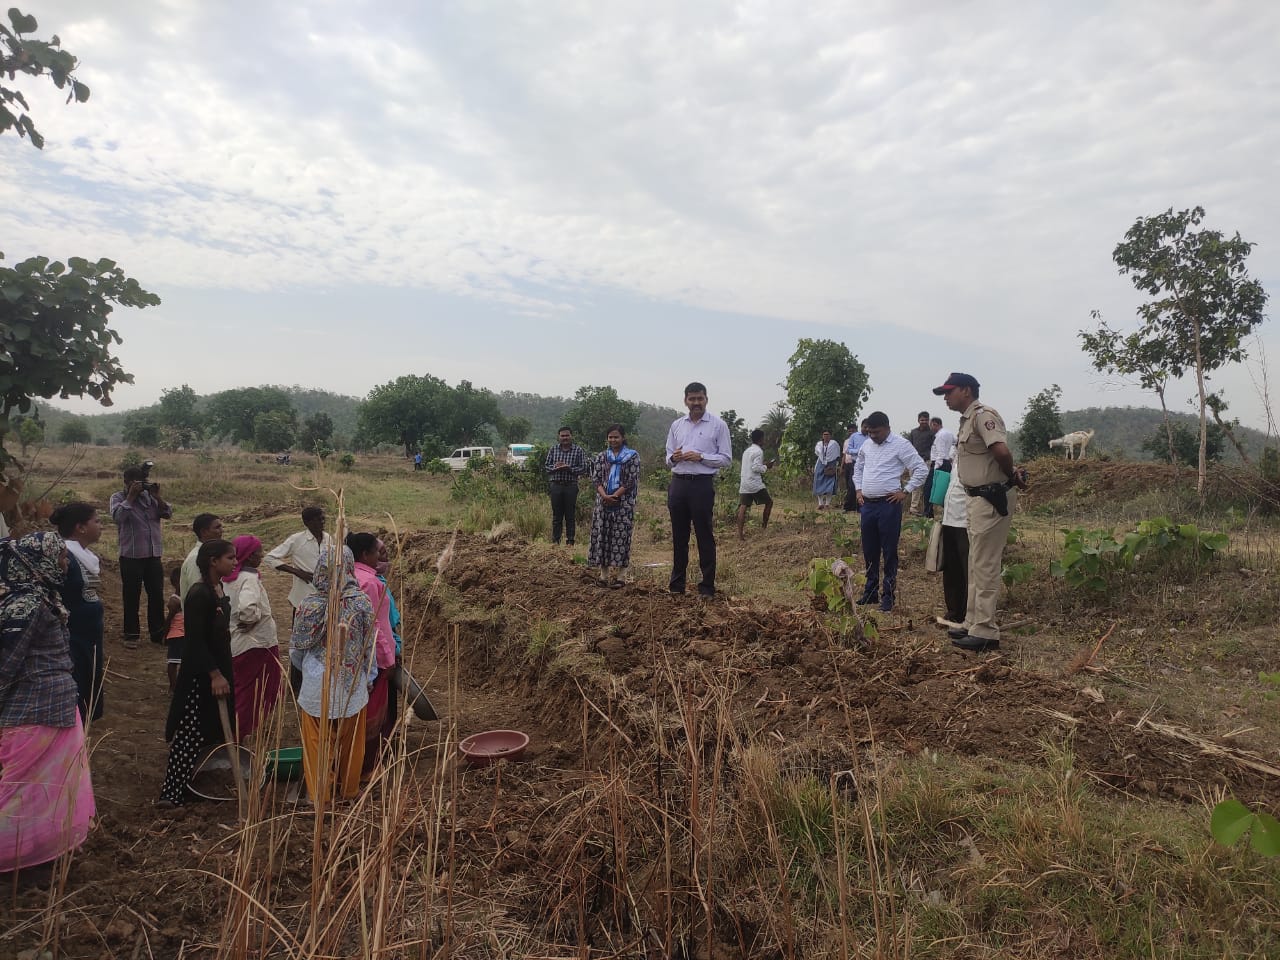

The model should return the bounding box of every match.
[264,530,334,608]
[941,471,968,527]
[665,413,733,475]
[740,443,767,494]
[930,428,957,466]
[853,433,928,498]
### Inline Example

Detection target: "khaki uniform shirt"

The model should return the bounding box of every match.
[956,401,1010,487]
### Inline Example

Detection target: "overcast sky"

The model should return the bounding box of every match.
[5,0,1277,433]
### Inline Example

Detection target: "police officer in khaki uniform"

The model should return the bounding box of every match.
[932,373,1027,651]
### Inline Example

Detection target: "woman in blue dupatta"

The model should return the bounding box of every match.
[586,424,641,588]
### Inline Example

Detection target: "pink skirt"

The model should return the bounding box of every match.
[0,718,96,870]
[233,645,283,742]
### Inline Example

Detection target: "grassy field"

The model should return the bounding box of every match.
[3,444,1279,959]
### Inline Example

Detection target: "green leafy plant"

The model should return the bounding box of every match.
[902,515,933,551]
[424,457,449,475]
[1050,517,1228,592]
[337,452,355,472]
[808,558,852,613]
[1001,562,1035,588]
[1211,799,1280,857]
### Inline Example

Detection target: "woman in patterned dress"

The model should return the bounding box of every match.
[1,531,96,880]
[158,539,236,807]
[586,424,640,588]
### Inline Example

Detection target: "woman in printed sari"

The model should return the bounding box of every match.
[51,502,106,722]
[290,545,376,802]
[586,424,640,588]
[0,532,96,880]
[224,535,282,742]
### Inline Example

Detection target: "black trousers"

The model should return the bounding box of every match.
[119,555,166,643]
[843,465,858,512]
[941,524,969,623]
[667,474,717,594]
[549,482,579,544]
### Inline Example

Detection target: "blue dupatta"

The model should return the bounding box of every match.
[604,446,637,495]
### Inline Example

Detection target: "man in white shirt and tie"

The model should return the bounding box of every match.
[852,411,928,612]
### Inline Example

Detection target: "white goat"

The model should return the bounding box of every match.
[1048,429,1095,460]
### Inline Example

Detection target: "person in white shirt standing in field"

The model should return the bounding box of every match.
[924,416,957,519]
[852,411,928,613]
[264,506,333,695]
[264,507,332,613]
[737,429,774,541]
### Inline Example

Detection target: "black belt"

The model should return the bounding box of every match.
[861,495,893,503]
[671,472,713,481]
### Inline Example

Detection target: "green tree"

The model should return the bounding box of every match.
[1109,207,1269,497]
[502,415,533,444]
[121,411,161,448]
[299,411,334,450]
[57,417,91,445]
[359,374,455,457]
[16,417,42,454]
[563,385,639,448]
[446,380,504,446]
[1080,312,1178,466]
[0,10,158,523]
[759,401,790,453]
[254,410,296,451]
[158,384,202,436]
[782,339,870,468]
[1,7,90,148]
[1017,384,1064,460]
[1142,422,1224,467]
[719,408,750,457]
[205,386,295,444]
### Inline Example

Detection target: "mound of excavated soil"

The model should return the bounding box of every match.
[403,530,1278,806]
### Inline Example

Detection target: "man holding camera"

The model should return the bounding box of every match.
[109,464,173,649]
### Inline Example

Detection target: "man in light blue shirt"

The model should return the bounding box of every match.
[852,411,928,612]
[665,381,733,596]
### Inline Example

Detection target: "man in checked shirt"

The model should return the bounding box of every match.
[544,426,590,546]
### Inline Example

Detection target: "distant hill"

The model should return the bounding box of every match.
[37,384,681,449]
[36,386,362,445]
[494,390,682,446]
[1025,406,1276,462]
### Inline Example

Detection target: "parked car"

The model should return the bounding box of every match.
[507,443,535,467]
[443,446,496,471]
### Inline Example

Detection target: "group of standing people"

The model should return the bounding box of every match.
[543,423,641,587]
[0,476,407,884]
[542,382,734,598]
[158,508,403,807]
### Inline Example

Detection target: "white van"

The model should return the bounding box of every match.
[443,446,496,471]
[507,443,535,467]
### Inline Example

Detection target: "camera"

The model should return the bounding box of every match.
[140,460,158,492]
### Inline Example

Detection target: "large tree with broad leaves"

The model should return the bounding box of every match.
[1,8,159,523]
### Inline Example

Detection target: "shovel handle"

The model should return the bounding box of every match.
[216,696,245,815]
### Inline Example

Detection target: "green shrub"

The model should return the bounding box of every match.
[338,452,355,472]
[423,457,449,475]
[1050,517,1228,592]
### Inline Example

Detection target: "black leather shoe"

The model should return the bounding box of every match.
[952,634,999,652]
[947,627,968,640]
[855,596,879,606]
